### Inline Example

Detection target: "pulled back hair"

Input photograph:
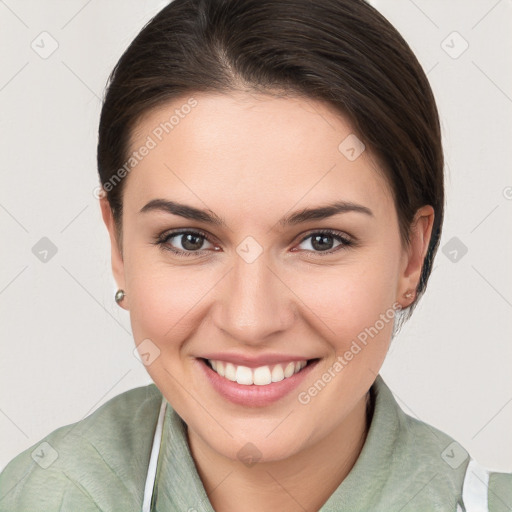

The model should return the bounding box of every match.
[97,0,444,318]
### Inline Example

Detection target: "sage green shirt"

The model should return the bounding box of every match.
[1,375,510,511]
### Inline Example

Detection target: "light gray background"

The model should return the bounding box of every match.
[0,0,511,473]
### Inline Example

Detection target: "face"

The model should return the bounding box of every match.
[101,91,432,463]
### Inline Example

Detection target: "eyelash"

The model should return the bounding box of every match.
[153,228,355,258]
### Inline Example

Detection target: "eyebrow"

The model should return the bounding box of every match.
[139,199,373,228]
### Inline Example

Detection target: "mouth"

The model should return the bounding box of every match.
[202,358,316,385]
[196,357,320,407]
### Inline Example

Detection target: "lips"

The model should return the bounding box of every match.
[196,356,320,407]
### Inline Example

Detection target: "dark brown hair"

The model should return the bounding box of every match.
[97,0,444,316]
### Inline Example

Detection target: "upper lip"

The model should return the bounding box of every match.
[199,352,316,368]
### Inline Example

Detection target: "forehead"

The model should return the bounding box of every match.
[124,91,394,222]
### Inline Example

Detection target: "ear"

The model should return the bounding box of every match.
[100,196,128,310]
[397,205,435,308]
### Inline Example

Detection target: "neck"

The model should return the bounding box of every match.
[187,390,374,512]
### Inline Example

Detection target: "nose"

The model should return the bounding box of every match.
[212,250,297,345]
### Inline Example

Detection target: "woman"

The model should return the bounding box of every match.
[0,0,510,510]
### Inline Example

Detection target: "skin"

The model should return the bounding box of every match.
[100,91,434,511]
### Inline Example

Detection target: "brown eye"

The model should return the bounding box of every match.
[295,230,353,255]
[156,230,215,256]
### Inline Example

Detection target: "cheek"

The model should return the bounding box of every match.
[126,260,211,345]
[292,254,399,339]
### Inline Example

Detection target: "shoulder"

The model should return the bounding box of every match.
[471,464,512,512]
[397,402,512,511]
[392,405,471,509]
[371,376,512,511]
[0,383,162,512]
[489,471,512,511]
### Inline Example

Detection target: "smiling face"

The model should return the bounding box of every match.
[100,91,432,464]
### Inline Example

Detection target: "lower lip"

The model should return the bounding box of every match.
[196,358,319,407]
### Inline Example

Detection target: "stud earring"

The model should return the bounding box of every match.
[115,289,125,304]
[404,290,414,299]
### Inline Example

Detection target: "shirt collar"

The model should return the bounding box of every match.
[152,374,459,511]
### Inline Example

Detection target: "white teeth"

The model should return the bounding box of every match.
[295,361,306,372]
[271,364,284,383]
[224,362,236,382]
[284,362,295,378]
[207,359,308,386]
[253,366,272,386]
[236,366,253,385]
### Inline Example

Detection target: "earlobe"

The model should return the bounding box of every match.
[99,195,128,309]
[398,205,435,307]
